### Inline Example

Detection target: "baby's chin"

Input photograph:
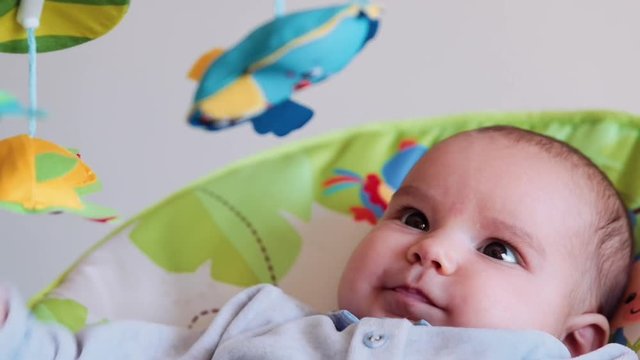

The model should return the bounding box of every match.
[356,306,567,340]
[356,305,437,324]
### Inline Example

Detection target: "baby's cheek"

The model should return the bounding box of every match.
[475,288,561,333]
[621,299,640,322]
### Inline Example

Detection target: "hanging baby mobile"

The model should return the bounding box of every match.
[0,0,129,221]
[187,0,381,136]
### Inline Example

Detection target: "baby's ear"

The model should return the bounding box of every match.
[562,313,609,356]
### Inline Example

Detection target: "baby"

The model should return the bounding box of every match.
[0,126,637,359]
[337,125,634,356]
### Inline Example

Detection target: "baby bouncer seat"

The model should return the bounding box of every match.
[29,111,640,353]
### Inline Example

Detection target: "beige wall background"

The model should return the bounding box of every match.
[2,0,640,297]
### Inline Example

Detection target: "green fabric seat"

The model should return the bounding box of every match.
[30,110,640,353]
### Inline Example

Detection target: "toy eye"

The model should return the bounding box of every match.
[302,67,324,79]
[625,293,637,304]
[480,241,519,264]
[401,209,429,231]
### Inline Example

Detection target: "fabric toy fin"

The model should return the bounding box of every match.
[362,17,379,46]
[198,75,267,120]
[188,74,269,130]
[251,100,313,136]
[188,48,226,81]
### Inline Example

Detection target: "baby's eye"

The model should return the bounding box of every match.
[479,241,519,264]
[625,293,637,304]
[401,209,430,231]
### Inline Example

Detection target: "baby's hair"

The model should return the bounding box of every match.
[470,125,634,319]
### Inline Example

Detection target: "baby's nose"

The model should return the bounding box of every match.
[406,234,459,275]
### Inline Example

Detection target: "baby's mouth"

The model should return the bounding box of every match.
[392,286,437,307]
[382,285,444,321]
[630,308,640,315]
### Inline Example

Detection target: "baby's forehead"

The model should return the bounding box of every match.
[423,131,572,175]
[430,130,597,182]
[428,131,537,160]
[410,129,601,237]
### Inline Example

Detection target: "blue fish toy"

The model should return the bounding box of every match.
[188,3,381,136]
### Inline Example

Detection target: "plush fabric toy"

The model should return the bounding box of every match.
[0,0,129,53]
[0,134,116,222]
[188,3,381,136]
[0,0,121,220]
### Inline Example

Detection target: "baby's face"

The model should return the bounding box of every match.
[338,133,594,337]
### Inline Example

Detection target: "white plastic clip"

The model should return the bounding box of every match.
[17,0,45,29]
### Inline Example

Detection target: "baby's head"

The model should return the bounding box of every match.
[338,126,633,356]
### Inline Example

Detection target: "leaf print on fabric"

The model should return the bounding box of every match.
[130,153,313,286]
[32,298,88,333]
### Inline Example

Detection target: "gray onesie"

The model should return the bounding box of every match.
[0,285,636,359]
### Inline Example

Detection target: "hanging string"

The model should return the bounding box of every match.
[27,27,38,137]
[274,0,285,17]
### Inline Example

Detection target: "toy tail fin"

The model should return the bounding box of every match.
[188,48,225,81]
[251,100,313,136]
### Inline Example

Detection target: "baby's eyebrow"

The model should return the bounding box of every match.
[489,218,546,258]
[392,185,434,203]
